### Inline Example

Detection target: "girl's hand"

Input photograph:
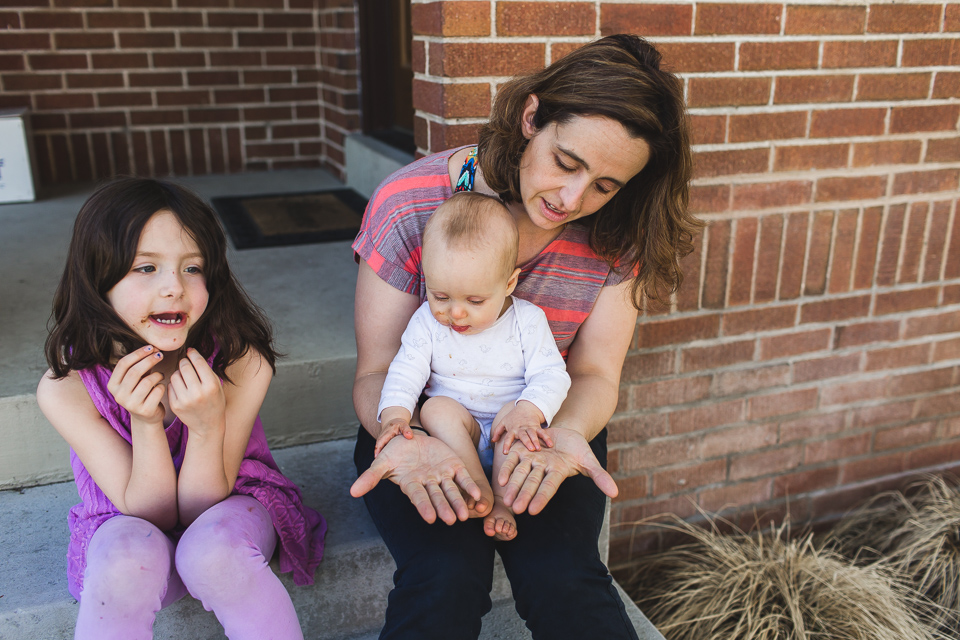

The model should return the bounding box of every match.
[375,417,415,457]
[491,400,553,453]
[168,348,226,438]
[107,345,166,425]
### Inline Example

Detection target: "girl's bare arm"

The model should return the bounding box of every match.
[37,350,179,530]
[175,348,271,525]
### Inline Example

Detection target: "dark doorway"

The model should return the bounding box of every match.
[357,0,415,155]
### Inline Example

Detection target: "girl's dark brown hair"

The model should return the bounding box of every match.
[477,34,702,308]
[45,176,279,380]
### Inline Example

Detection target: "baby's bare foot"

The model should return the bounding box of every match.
[483,500,517,541]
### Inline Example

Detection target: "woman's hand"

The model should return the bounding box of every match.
[107,345,166,426]
[497,426,618,516]
[168,348,226,438]
[351,432,485,525]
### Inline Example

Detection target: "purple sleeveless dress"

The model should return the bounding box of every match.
[66,352,326,600]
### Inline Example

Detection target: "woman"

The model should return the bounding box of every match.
[350,34,699,639]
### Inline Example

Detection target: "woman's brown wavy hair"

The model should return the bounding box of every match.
[45,176,279,381]
[477,34,702,309]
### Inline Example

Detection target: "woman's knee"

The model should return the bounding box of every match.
[504,536,606,600]
[396,547,491,606]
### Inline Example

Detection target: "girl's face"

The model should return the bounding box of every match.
[423,241,519,336]
[106,210,209,354]
[516,97,651,231]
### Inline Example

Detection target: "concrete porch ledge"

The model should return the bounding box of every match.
[0,438,664,640]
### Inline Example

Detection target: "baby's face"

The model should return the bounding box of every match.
[422,242,517,336]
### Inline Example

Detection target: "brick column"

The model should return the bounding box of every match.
[410,1,597,154]
[607,2,960,575]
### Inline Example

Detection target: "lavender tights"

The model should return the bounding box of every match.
[74,495,303,640]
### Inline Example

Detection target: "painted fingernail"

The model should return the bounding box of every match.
[155,352,163,359]
[144,346,152,352]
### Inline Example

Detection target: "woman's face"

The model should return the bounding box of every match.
[517,97,651,231]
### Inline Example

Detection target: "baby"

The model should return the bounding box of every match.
[376,191,571,540]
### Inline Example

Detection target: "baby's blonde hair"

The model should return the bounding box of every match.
[423,192,519,280]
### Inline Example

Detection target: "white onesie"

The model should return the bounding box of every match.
[378,297,571,467]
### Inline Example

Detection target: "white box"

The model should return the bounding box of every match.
[0,108,38,203]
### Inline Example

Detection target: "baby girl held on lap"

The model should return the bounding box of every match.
[375,191,571,540]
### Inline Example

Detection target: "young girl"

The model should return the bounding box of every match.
[37,177,326,640]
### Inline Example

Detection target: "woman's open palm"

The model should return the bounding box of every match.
[497,426,618,515]
[351,432,488,524]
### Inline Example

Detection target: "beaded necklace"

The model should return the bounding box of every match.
[454,146,478,193]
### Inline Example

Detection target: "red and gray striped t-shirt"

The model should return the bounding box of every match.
[352,145,630,357]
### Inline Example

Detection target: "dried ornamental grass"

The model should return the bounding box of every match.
[826,475,960,632]
[628,515,942,640]
[822,489,915,564]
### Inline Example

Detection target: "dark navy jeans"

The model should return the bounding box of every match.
[354,426,640,640]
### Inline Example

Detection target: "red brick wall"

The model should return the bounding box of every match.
[0,0,358,184]
[412,0,960,574]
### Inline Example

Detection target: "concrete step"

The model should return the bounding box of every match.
[0,438,664,640]
[0,169,361,490]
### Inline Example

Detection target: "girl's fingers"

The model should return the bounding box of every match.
[166,376,179,403]
[501,431,516,455]
[131,370,164,400]
[109,348,162,392]
[112,345,156,377]
[374,431,394,457]
[185,348,217,385]
[176,353,202,389]
[167,369,186,398]
[520,430,540,452]
[143,381,166,410]
[538,429,554,448]
[127,350,164,383]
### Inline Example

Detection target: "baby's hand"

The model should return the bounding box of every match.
[375,417,415,457]
[168,348,226,437]
[107,345,166,425]
[491,401,553,454]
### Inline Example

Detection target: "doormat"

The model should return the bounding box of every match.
[211,189,368,250]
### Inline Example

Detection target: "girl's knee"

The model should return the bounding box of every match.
[83,518,174,603]
[175,502,274,594]
[420,396,458,422]
[421,396,478,438]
